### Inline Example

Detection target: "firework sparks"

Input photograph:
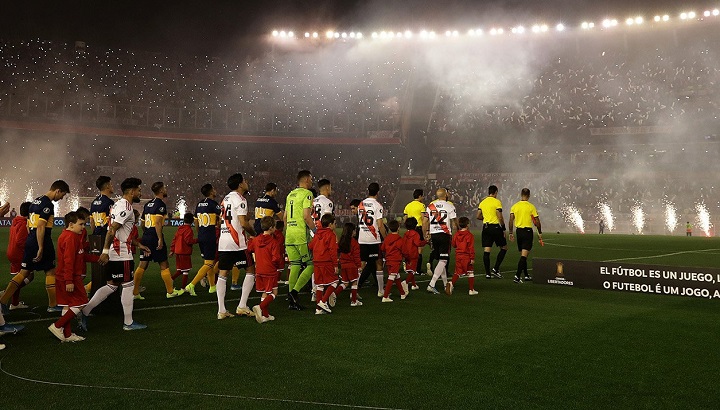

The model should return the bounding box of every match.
[176,198,187,217]
[560,204,585,233]
[25,186,34,202]
[695,202,713,237]
[0,179,8,205]
[664,201,678,233]
[597,202,615,232]
[68,193,80,213]
[631,204,645,234]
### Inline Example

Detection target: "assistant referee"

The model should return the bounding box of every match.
[508,188,542,283]
[403,189,426,273]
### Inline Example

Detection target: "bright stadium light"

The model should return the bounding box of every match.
[288,31,294,38]
[635,17,643,24]
[581,22,589,29]
[304,32,310,38]
[334,32,340,38]
[704,10,711,17]
[654,15,661,22]
[688,11,696,18]
[272,30,279,37]
[420,30,428,38]
[556,23,565,31]
[714,9,720,16]
[388,31,395,38]
[404,30,412,38]
[445,30,452,36]
[490,28,497,35]
[380,31,387,38]
[349,32,355,38]
[357,32,363,38]
[532,25,541,33]
[371,32,378,38]
[429,31,437,38]
[468,29,476,36]
[663,14,670,21]
[341,32,347,38]
[313,32,319,38]
[327,31,334,39]
[497,28,504,34]
[396,32,403,38]
[541,24,549,32]
[680,12,688,20]
[476,28,483,35]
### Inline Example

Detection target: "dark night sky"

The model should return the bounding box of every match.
[1,0,714,55]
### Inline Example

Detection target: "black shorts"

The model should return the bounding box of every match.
[139,238,168,263]
[360,243,380,263]
[415,226,425,241]
[198,240,218,261]
[105,260,135,283]
[430,233,451,261]
[21,242,55,272]
[516,228,533,251]
[218,250,248,271]
[481,224,507,248]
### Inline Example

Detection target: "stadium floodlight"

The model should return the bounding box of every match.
[556,23,565,31]
[388,31,395,38]
[272,30,279,37]
[341,32,347,38]
[688,11,696,18]
[280,30,287,37]
[429,31,436,38]
[334,32,340,38]
[541,24,549,32]
[371,32,378,38]
[304,32,310,38]
[497,28,504,34]
[404,30,412,38]
[468,29,476,36]
[654,15,661,22]
[349,32,355,38]
[663,14,670,21]
[357,32,363,38]
[704,10,711,17]
[313,32,319,38]
[626,18,634,25]
[612,19,618,26]
[396,32,403,38]
[680,12,688,20]
[635,17,643,24]
[476,28,483,35]
[327,31,335,39]
[581,22,589,29]
[490,28,497,35]
[532,25,541,33]
[512,26,525,34]
[445,30,452,36]
[288,31,294,38]
[420,30,428,38]
[380,31,387,38]
[714,9,720,16]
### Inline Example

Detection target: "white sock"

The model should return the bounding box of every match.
[70,307,81,315]
[82,284,117,316]
[238,273,255,309]
[216,276,227,313]
[121,282,134,326]
[376,271,384,290]
[431,260,447,287]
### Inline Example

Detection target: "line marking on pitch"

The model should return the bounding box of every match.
[602,248,720,262]
[0,356,405,410]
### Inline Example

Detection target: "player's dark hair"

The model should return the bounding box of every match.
[297,170,312,182]
[275,220,284,231]
[488,185,498,195]
[76,206,91,220]
[320,213,335,228]
[264,182,277,192]
[183,213,194,224]
[121,177,142,193]
[413,189,423,199]
[318,179,331,189]
[201,184,214,197]
[309,188,317,198]
[227,173,244,190]
[459,217,470,229]
[521,188,530,197]
[350,199,361,208]
[151,181,164,195]
[261,216,275,232]
[96,176,112,191]
[338,223,356,254]
[51,180,70,193]
[19,202,31,217]
[405,217,418,230]
[64,211,80,225]
[388,220,400,232]
[368,182,380,196]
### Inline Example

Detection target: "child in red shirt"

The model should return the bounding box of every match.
[48,212,90,342]
[449,217,477,295]
[380,220,407,302]
[170,213,198,289]
[248,216,283,323]
[76,207,100,295]
[309,214,338,314]
[402,217,427,291]
[335,222,362,306]
[6,202,32,310]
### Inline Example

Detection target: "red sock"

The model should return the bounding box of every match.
[383,279,394,298]
[407,272,417,286]
[452,274,460,285]
[259,294,274,317]
[181,273,189,288]
[172,270,182,280]
[322,285,336,303]
[468,275,475,291]
[394,278,405,295]
[334,283,345,295]
[351,288,358,303]
[54,309,77,336]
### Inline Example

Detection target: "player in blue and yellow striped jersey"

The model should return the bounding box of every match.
[90,176,115,238]
[185,183,222,296]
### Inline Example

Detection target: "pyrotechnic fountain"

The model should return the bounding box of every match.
[631,204,645,234]
[597,202,615,232]
[560,204,585,233]
[695,202,713,237]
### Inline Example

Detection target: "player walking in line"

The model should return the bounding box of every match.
[87,176,115,294]
[133,182,184,299]
[92,177,150,331]
[448,217,478,295]
[357,183,388,296]
[509,188,542,283]
[1,180,70,313]
[310,178,334,300]
[285,170,315,310]
[216,173,256,319]
[477,185,507,280]
[186,184,222,296]
[403,189,427,275]
[423,188,458,294]
[169,213,197,289]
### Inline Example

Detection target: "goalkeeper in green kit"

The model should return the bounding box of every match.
[284,170,316,310]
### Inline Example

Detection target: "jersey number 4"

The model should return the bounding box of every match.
[222,204,233,223]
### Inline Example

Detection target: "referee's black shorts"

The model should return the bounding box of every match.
[481,224,507,248]
[415,226,425,241]
[515,228,533,251]
[430,233,451,261]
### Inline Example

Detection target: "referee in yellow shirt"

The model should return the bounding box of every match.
[509,188,542,283]
[477,185,507,279]
[403,189,426,274]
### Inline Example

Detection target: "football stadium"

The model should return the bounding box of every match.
[0,1,719,408]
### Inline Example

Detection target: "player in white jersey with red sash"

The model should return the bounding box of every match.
[357,182,387,296]
[422,188,458,294]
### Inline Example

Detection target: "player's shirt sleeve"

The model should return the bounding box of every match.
[301,191,313,210]
[236,197,248,217]
[531,204,539,218]
[510,203,517,216]
[270,198,282,213]
[38,199,53,222]
[377,203,384,220]
[113,205,133,226]
[448,204,457,220]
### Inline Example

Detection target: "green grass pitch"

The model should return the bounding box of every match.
[0,227,719,409]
